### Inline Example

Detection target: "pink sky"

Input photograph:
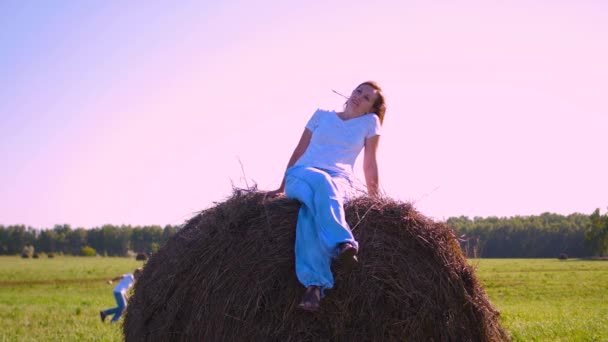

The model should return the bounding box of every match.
[1,1,606,228]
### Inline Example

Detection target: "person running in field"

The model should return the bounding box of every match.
[100,267,142,323]
[266,81,386,311]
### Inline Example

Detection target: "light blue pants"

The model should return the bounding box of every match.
[102,291,127,322]
[285,166,358,292]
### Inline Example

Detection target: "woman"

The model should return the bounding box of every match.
[266,81,386,311]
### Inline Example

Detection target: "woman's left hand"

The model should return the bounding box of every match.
[264,189,285,200]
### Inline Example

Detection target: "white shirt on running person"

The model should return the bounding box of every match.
[113,274,134,293]
[294,109,382,180]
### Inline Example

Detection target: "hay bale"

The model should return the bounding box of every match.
[558,253,568,260]
[124,190,509,341]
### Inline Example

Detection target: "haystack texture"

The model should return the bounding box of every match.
[124,190,509,341]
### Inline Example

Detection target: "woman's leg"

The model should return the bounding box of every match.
[287,166,357,251]
[285,166,358,291]
[288,177,335,290]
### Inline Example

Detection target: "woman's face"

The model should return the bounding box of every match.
[347,84,379,115]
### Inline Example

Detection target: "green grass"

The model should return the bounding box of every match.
[473,259,608,341]
[0,256,606,341]
[0,256,141,342]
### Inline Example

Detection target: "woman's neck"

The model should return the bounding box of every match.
[339,108,365,120]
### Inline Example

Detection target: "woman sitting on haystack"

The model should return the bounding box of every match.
[266,81,386,311]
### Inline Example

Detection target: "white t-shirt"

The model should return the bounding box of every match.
[113,274,134,293]
[294,109,382,178]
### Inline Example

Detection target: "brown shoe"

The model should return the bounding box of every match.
[336,242,358,269]
[297,285,321,312]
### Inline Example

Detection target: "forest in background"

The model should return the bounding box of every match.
[0,224,177,257]
[2,209,607,258]
[448,209,607,258]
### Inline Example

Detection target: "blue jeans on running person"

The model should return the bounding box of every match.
[285,165,358,293]
[102,291,127,322]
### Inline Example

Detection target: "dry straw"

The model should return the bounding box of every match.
[124,189,509,341]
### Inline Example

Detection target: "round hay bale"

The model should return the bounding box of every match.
[124,190,509,341]
[136,253,149,261]
[47,252,55,258]
[558,252,568,260]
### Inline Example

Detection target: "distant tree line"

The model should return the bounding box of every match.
[1,209,607,258]
[448,209,608,258]
[0,224,178,256]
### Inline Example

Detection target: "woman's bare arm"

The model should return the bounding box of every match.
[363,135,381,198]
[266,129,312,197]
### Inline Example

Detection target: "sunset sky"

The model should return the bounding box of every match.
[1,0,606,228]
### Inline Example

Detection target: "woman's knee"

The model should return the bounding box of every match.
[302,169,334,189]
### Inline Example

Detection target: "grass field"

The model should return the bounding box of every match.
[473,259,608,341]
[0,257,141,342]
[0,256,606,341]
